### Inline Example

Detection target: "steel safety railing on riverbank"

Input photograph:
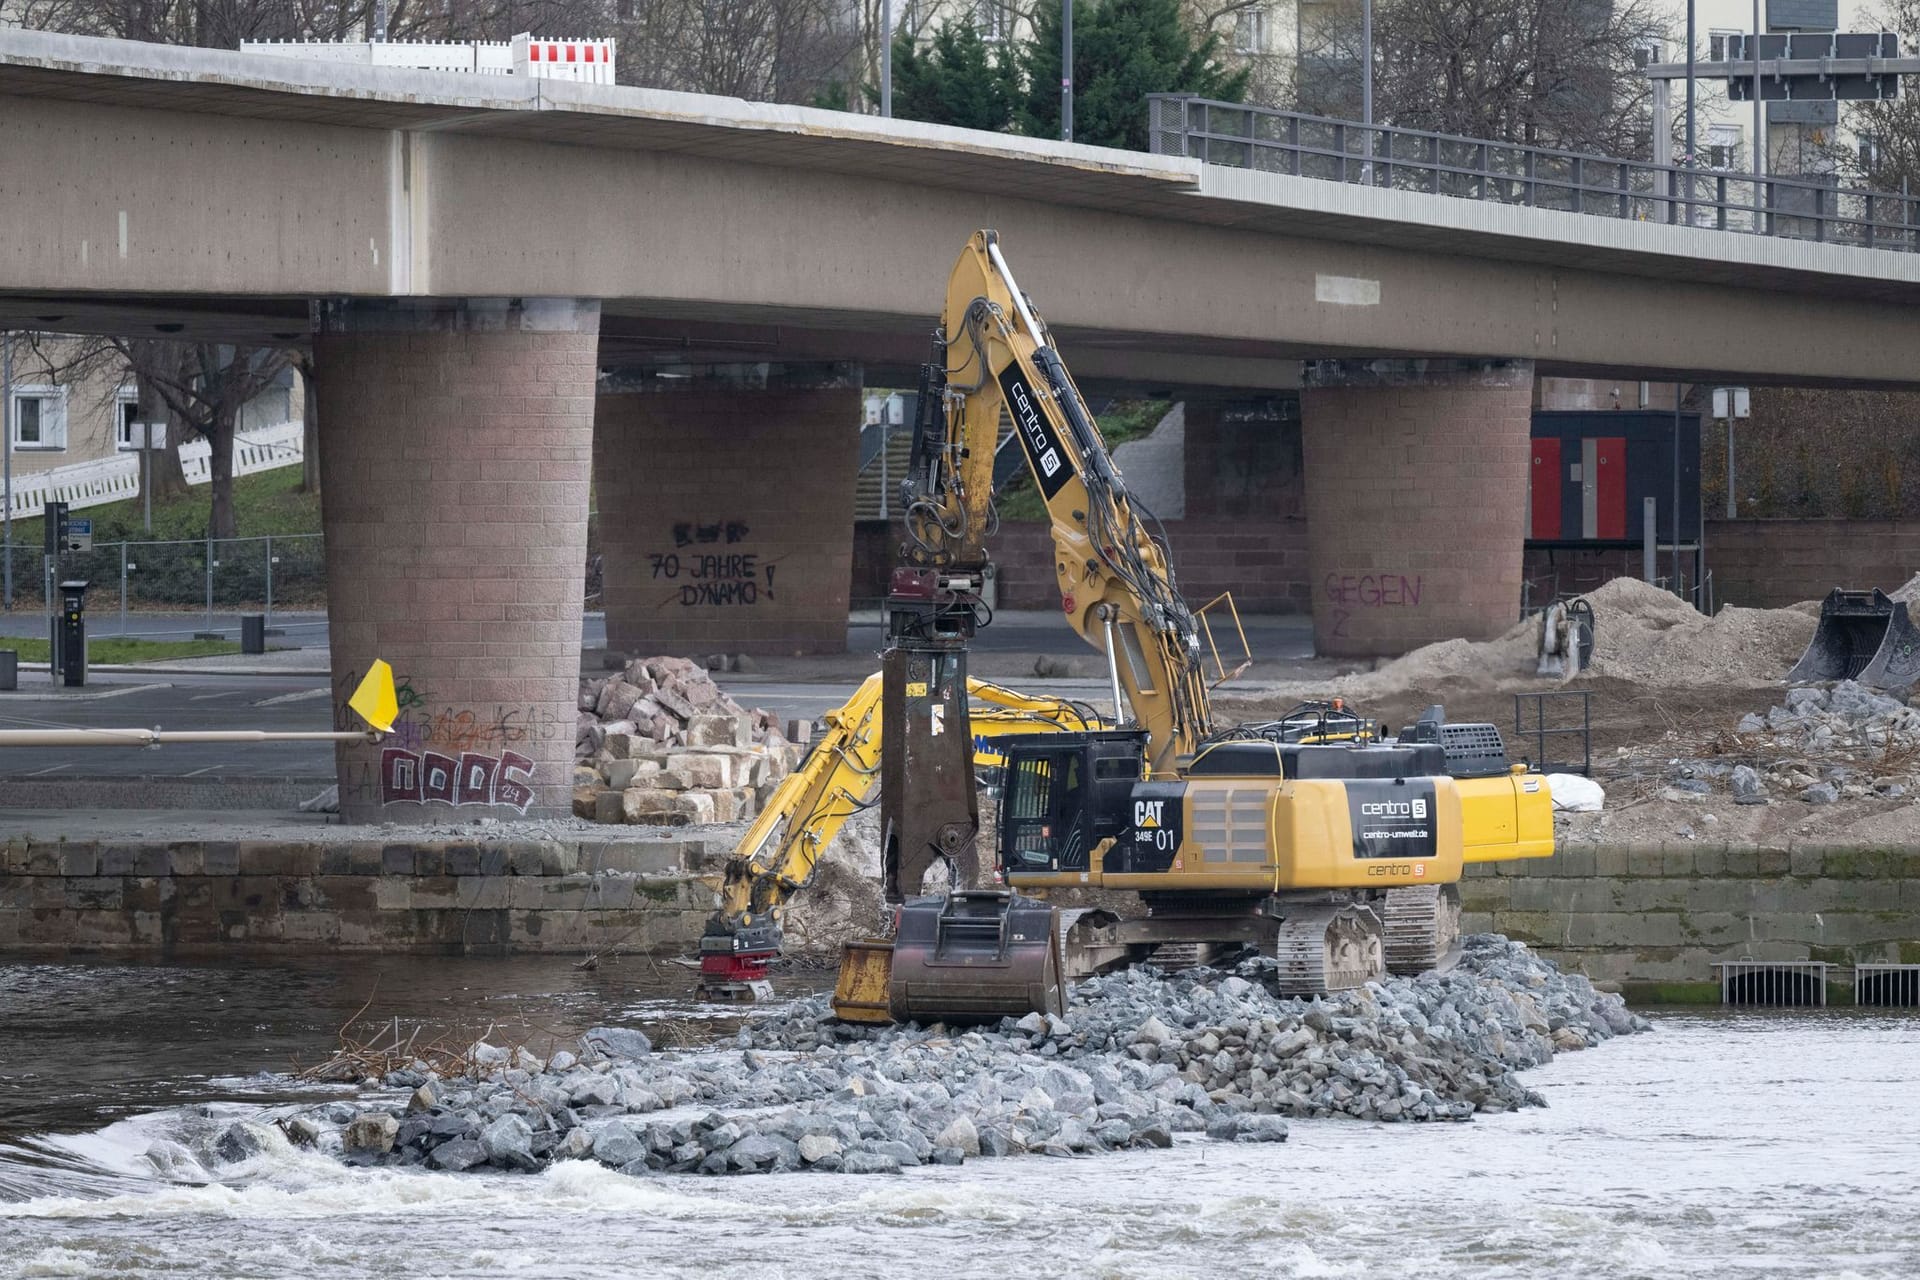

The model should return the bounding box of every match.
[1148,96,1920,254]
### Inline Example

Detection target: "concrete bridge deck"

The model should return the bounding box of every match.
[4,29,1920,388]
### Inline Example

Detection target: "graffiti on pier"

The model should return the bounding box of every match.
[380,747,536,812]
[673,520,751,547]
[1323,572,1425,640]
[650,518,777,607]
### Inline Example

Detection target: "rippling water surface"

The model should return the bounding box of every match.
[2,955,1915,1279]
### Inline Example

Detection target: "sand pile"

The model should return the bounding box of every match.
[1579,577,1815,686]
[1268,577,1818,704]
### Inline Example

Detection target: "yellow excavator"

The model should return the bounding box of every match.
[695,673,1103,999]
[704,231,1554,1022]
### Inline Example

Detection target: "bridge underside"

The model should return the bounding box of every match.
[11,30,1920,822]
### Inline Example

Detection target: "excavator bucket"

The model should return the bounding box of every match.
[831,939,897,1024]
[884,890,1065,1025]
[1787,589,1920,690]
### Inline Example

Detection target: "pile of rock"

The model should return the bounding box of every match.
[573,657,805,826]
[269,934,1646,1179]
[1716,679,1920,805]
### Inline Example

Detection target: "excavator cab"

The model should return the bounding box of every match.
[998,731,1146,875]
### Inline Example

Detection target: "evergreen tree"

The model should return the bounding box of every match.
[869,22,1022,133]
[1020,0,1247,151]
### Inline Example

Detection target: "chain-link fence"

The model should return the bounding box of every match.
[0,534,327,636]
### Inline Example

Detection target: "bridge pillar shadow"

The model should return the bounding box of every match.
[593,363,862,658]
[1300,358,1534,658]
[315,297,601,823]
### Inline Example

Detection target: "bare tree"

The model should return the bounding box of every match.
[296,352,320,497]
[1296,0,1664,156]
[1836,0,1920,193]
[1185,0,1293,107]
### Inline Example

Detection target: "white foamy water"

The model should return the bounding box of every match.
[3,1011,1916,1279]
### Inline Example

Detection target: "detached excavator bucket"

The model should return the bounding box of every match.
[885,890,1065,1025]
[831,939,897,1024]
[1787,589,1920,690]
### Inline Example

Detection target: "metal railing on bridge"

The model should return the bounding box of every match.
[1148,95,1920,254]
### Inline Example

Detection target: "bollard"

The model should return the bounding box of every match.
[0,649,14,691]
[241,614,266,655]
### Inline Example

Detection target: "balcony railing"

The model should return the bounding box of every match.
[1148,95,1920,254]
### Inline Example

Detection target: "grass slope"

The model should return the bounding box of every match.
[7,466,321,547]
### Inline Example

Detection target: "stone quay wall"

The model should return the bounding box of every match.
[0,833,729,954]
[1461,843,1920,989]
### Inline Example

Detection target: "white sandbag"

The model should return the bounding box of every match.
[1548,773,1605,813]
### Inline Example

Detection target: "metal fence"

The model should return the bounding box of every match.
[0,534,326,637]
[1148,96,1920,254]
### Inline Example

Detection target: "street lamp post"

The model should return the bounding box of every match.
[881,0,893,117]
[1361,0,1372,128]
[1752,0,1765,177]
[2,331,11,611]
[1061,0,1073,142]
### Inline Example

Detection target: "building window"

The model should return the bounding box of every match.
[11,386,67,451]
[1708,29,1743,62]
[1705,124,1742,170]
[1234,7,1268,55]
[976,0,1008,42]
[116,385,140,450]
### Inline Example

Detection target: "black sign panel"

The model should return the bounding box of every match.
[1111,781,1185,874]
[1345,779,1438,860]
[998,362,1074,501]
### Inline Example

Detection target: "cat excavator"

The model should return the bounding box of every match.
[703,231,1555,1023]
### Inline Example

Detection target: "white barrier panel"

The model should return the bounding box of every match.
[243,35,614,82]
[3,420,305,520]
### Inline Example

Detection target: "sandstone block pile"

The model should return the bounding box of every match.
[573,657,804,826]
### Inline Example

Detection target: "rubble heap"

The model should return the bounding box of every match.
[1717,679,1920,805]
[573,656,805,826]
[264,935,1646,1178]
[1600,678,1920,813]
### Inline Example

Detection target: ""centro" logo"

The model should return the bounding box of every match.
[1359,797,1428,819]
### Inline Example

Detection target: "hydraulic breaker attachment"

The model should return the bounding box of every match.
[1786,588,1920,690]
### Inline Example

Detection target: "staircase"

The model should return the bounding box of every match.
[853,413,1017,521]
[853,430,914,520]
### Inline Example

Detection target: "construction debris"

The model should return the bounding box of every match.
[572,657,803,826]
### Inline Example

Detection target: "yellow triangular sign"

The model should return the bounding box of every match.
[347,659,398,734]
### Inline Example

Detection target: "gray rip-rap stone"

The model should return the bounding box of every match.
[342,1114,398,1155]
[1730,764,1767,804]
[429,1138,487,1172]
[1801,781,1840,804]
[480,1114,536,1170]
[582,1027,653,1061]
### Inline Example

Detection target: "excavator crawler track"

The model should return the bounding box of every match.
[1268,903,1385,996]
[1382,884,1463,976]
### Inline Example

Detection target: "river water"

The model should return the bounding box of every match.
[1,955,1916,1279]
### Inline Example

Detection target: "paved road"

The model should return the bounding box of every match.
[0,611,1315,781]
[0,609,1313,661]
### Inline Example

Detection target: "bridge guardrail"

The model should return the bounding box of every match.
[1149,95,1920,254]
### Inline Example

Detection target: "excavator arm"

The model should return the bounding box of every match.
[899,230,1213,776]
